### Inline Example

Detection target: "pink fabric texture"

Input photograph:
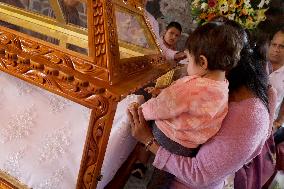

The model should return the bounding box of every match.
[152,88,276,189]
[141,75,229,148]
[234,133,276,189]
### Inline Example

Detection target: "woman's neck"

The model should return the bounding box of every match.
[229,86,255,102]
[203,70,226,81]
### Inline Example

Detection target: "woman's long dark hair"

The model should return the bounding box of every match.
[224,20,269,111]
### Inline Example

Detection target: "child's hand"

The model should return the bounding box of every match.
[144,87,161,97]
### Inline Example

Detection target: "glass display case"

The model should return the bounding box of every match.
[0,0,162,63]
[0,0,174,189]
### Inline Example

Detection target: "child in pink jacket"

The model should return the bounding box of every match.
[137,22,243,188]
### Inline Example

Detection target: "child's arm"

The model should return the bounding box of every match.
[142,78,228,122]
[141,80,191,120]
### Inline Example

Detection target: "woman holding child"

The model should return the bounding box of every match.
[128,19,276,188]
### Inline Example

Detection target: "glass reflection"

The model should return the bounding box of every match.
[60,0,87,28]
[0,0,87,28]
[116,10,149,48]
[115,6,160,59]
[0,0,54,18]
[0,0,88,55]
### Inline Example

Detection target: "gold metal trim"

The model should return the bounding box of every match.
[49,0,66,23]
[119,46,144,57]
[118,40,158,56]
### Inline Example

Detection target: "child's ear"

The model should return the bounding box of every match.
[199,55,208,70]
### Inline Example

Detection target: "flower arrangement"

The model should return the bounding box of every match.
[191,0,270,29]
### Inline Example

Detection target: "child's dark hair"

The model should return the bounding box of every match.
[166,22,182,33]
[223,20,270,111]
[186,22,242,72]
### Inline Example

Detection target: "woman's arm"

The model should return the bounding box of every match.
[129,100,270,187]
[152,103,270,187]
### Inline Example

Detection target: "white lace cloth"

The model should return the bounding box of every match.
[97,94,144,189]
[0,72,145,189]
[0,72,91,189]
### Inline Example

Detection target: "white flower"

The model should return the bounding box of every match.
[258,0,265,8]
[227,13,235,20]
[244,0,251,8]
[201,3,208,11]
[265,0,270,5]
[244,0,250,6]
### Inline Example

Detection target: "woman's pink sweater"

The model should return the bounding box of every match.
[153,89,276,189]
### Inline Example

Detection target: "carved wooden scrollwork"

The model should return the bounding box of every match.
[105,0,119,57]
[92,0,108,68]
[0,30,109,82]
[0,27,122,189]
[118,55,166,76]
[0,29,121,108]
[76,93,117,189]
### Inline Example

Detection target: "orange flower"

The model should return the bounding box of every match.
[241,8,248,15]
[200,13,207,19]
[207,13,216,21]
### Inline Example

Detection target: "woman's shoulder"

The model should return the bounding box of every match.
[227,97,270,132]
[229,87,276,116]
[229,96,269,121]
[218,97,270,149]
[229,97,267,114]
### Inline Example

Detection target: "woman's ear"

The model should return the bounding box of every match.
[199,55,208,70]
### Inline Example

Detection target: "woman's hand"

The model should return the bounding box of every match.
[174,51,187,62]
[127,103,154,145]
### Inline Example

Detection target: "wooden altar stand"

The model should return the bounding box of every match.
[0,0,174,188]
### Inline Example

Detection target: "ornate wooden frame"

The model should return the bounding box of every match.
[0,0,174,188]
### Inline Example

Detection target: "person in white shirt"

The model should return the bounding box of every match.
[145,11,186,62]
[268,28,284,128]
[267,27,284,188]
